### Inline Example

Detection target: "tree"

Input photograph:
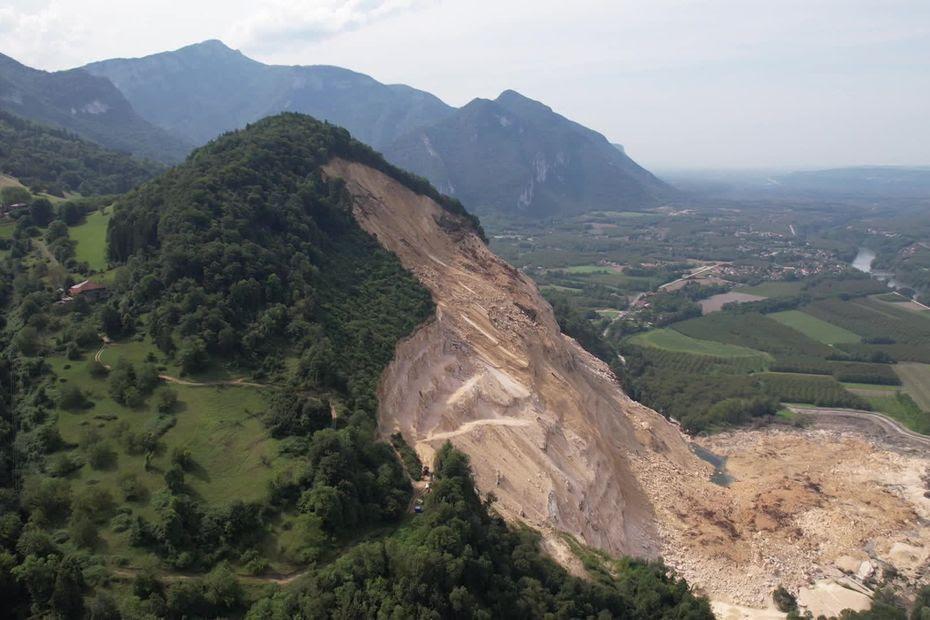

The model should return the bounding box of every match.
[45,220,69,243]
[50,555,86,620]
[156,387,179,413]
[29,198,54,227]
[178,338,208,376]
[13,326,40,355]
[58,384,91,410]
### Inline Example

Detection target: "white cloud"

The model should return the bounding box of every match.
[0,1,88,68]
[227,0,433,52]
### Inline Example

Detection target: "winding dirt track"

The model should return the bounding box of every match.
[94,343,269,389]
[787,405,930,449]
[424,418,532,442]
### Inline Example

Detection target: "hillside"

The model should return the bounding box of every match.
[0,110,162,195]
[83,40,453,150]
[0,53,191,163]
[0,113,712,617]
[385,90,676,216]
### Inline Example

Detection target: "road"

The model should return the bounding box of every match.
[657,263,722,291]
[787,405,930,450]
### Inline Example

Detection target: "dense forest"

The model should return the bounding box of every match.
[0,110,163,196]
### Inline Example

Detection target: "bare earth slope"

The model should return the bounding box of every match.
[324,159,930,614]
[324,158,704,558]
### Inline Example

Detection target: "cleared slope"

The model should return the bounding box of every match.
[324,158,702,558]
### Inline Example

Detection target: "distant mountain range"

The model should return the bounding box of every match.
[83,40,452,152]
[0,40,674,216]
[0,53,191,162]
[82,40,673,216]
[385,90,672,215]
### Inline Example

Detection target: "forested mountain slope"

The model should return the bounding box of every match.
[0,110,162,195]
[0,53,191,162]
[385,89,676,216]
[84,40,453,150]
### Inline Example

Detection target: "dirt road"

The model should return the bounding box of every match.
[787,405,930,450]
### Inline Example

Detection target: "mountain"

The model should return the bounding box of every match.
[0,111,715,617]
[83,40,453,150]
[0,53,191,163]
[385,90,676,215]
[83,41,670,217]
[0,110,162,195]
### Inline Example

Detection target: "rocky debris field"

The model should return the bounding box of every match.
[637,426,930,614]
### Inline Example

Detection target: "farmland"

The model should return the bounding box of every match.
[630,328,770,358]
[894,363,930,410]
[673,312,835,358]
[769,309,860,345]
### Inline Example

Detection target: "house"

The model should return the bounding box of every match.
[67,280,108,301]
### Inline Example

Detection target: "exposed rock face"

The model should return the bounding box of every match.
[324,158,702,558]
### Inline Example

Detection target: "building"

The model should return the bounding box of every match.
[67,280,109,301]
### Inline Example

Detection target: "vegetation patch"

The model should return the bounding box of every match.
[69,208,112,272]
[865,393,930,434]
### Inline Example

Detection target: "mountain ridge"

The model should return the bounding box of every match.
[83,40,454,150]
[0,52,191,162]
[81,40,673,217]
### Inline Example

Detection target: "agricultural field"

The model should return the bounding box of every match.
[769,309,860,345]
[70,207,112,271]
[699,291,765,314]
[740,280,804,298]
[807,297,930,362]
[755,372,868,409]
[630,328,770,358]
[894,363,930,411]
[631,345,768,375]
[673,312,835,358]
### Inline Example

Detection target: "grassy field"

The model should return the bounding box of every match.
[740,280,804,297]
[70,207,112,271]
[841,381,899,391]
[864,393,930,434]
[894,363,930,411]
[630,328,771,357]
[0,222,15,240]
[42,345,291,566]
[770,310,861,345]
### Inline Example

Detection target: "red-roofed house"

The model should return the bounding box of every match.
[67,280,109,301]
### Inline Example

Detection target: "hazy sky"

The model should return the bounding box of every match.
[1,0,928,169]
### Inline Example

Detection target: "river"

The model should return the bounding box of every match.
[851,246,906,289]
